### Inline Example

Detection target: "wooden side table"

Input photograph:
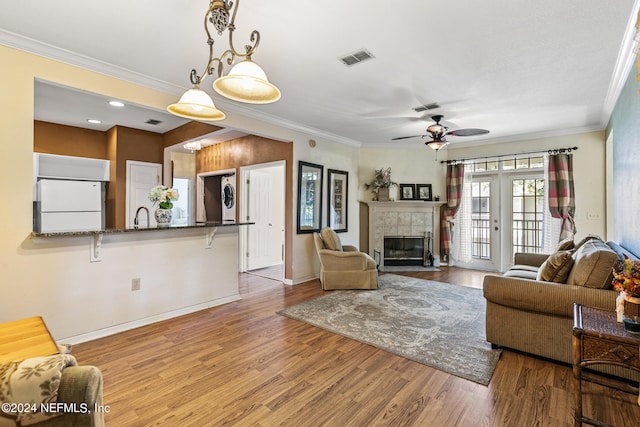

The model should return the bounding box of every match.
[0,316,59,363]
[572,304,640,427]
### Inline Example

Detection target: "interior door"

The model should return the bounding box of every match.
[126,161,161,228]
[247,169,274,270]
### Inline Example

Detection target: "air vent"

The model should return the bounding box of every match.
[413,103,440,113]
[145,119,163,125]
[339,49,375,66]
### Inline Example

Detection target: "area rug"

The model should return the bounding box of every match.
[277,274,501,385]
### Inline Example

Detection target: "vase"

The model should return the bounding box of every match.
[154,208,173,227]
[378,188,390,201]
[622,294,640,333]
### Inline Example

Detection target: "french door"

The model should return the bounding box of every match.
[457,171,546,272]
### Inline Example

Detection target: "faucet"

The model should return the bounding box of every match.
[134,206,149,228]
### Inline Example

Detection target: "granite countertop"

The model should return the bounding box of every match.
[31,222,254,237]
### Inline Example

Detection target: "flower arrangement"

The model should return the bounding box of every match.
[364,167,398,197]
[149,185,179,209]
[612,254,640,296]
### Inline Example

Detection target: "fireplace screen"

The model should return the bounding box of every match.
[384,236,429,266]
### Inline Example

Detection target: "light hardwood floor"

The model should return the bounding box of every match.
[72,268,640,426]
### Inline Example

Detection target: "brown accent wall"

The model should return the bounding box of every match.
[197,135,294,281]
[109,126,164,228]
[163,121,222,148]
[34,121,107,159]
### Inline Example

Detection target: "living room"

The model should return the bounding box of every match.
[2,1,640,425]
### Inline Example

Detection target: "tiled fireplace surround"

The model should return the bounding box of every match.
[366,201,443,269]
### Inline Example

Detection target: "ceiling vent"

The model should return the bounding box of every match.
[413,103,440,113]
[145,119,163,125]
[339,49,375,66]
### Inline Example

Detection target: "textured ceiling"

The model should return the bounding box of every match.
[1,0,638,148]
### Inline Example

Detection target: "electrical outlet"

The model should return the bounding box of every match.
[131,278,141,291]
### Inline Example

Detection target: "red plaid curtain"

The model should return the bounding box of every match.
[441,163,465,259]
[547,153,576,240]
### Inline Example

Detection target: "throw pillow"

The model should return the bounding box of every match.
[320,227,343,251]
[537,250,575,283]
[573,234,602,252]
[555,237,575,252]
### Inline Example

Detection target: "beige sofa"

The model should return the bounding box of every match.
[313,227,378,290]
[483,236,639,381]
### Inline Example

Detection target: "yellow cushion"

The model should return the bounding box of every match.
[555,237,575,252]
[320,227,343,251]
[537,251,574,283]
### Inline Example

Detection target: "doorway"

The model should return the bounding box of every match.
[126,160,161,228]
[239,161,286,281]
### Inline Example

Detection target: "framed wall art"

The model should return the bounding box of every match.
[400,184,415,200]
[417,184,432,201]
[297,161,323,233]
[327,169,348,232]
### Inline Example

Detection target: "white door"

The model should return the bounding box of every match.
[126,161,161,228]
[247,169,274,270]
[465,176,501,271]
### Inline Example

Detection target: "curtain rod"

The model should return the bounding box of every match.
[440,146,578,164]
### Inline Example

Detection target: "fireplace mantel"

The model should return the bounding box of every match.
[364,201,445,269]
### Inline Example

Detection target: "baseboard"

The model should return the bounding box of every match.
[59,294,241,345]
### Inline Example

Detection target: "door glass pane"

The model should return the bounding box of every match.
[512,178,545,254]
[471,180,491,259]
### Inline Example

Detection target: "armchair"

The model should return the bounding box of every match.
[313,227,378,290]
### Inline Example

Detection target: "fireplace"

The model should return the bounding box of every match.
[365,201,443,269]
[384,234,433,266]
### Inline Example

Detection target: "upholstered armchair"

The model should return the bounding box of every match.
[313,227,378,290]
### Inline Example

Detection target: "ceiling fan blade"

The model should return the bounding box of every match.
[446,128,490,137]
[391,135,424,141]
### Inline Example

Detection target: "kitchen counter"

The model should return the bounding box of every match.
[31,222,253,238]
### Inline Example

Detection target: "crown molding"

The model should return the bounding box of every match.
[601,0,640,126]
[0,29,364,148]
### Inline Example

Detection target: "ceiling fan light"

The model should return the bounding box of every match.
[213,59,281,104]
[426,140,448,151]
[167,87,226,121]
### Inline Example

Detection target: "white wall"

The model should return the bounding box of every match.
[358,147,446,202]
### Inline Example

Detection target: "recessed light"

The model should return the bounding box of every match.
[109,100,125,107]
[87,119,102,124]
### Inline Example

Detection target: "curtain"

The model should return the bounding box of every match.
[441,163,465,260]
[451,167,472,264]
[547,152,576,240]
[542,155,562,253]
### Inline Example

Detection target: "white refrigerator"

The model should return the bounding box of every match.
[36,179,105,232]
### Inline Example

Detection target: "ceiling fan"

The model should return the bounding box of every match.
[392,115,489,150]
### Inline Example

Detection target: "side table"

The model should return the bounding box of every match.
[572,304,640,427]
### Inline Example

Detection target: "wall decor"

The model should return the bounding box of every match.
[328,169,348,232]
[297,161,323,233]
[400,184,415,200]
[417,184,433,201]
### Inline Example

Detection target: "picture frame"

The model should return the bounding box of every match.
[297,161,323,234]
[400,184,415,200]
[416,184,433,201]
[327,169,348,232]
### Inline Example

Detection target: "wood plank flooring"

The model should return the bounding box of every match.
[72,268,640,426]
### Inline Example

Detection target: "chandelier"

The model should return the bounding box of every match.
[167,0,281,121]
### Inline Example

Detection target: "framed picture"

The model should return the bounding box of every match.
[400,184,415,200]
[297,161,323,234]
[417,184,432,201]
[327,169,348,232]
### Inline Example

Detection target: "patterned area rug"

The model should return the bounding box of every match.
[278,274,501,385]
